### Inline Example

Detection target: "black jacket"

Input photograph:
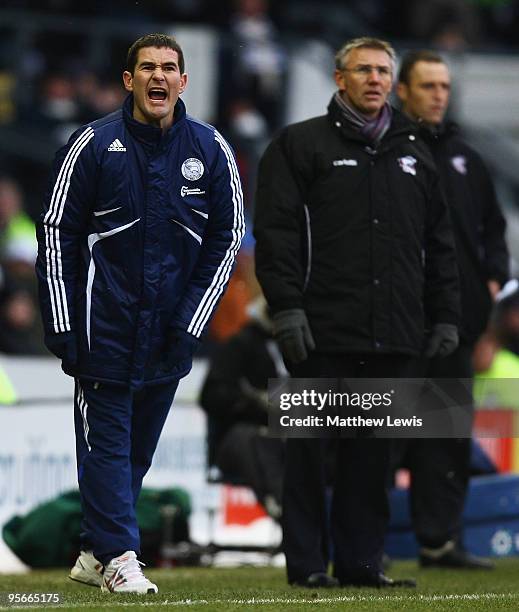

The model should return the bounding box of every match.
[254,98,460,356]
[419,122,509,343]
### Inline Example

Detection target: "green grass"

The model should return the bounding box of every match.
[1,559,519,611]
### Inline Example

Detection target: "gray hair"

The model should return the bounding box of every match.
[335,37,396,72]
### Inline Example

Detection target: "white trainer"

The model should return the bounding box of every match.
[101,551,158,594]
[69,550,104,587]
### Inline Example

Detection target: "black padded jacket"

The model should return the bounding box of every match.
[254,97,460,357]
[419,122,508,344]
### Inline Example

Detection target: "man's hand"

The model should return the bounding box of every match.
[44,332,78,368]
[424,323,459,358]
[487,279,501,302]
[164,329,200,370]
[272,309,315,364]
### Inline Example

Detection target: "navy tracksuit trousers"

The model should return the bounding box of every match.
[73,378,178,565]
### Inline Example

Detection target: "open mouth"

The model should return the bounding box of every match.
[148,88,167,101]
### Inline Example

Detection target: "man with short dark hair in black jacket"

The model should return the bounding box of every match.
[254,37,460,588]
[396,49,509,570]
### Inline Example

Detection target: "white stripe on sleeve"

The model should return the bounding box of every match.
[44,127,94,333]
[187,131,245,337]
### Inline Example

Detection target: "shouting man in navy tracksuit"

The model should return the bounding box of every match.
[35,33,244,594]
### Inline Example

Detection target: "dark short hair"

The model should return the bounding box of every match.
[126,33,185,75]
[398,50,445,85]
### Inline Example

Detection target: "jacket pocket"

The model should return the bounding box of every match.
[86,218,140,349]
[169,218,203,245]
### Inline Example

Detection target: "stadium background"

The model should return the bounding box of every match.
[1,0,519,577]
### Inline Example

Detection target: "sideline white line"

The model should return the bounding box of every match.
[1,591,518,609]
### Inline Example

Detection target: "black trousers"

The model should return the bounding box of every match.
[393,344,474,548]
[283,352,410,583]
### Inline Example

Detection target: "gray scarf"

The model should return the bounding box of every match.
[334,91,392,145]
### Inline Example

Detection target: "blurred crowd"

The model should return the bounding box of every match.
[2,0,519,48]
[1,0,519,359]
[0,176,45,355]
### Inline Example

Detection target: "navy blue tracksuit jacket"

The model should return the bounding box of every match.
[36,94,245,389]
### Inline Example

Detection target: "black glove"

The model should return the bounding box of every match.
[272,308,315,364]
[164,329,200,370]
[44,332,78,368]
[424,323,459,358]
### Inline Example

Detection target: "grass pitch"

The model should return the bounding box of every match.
[1,559,519,611]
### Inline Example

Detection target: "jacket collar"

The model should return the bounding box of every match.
[122,94,187,147]
[417,119,459,144]
[327,95,418,146]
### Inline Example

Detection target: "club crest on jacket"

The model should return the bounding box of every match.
[397,155,417,176]
[450,155,467,175]
[181,158,204,181]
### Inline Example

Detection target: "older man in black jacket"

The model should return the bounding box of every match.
[396,50,509,569]
[254,37,460,588]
